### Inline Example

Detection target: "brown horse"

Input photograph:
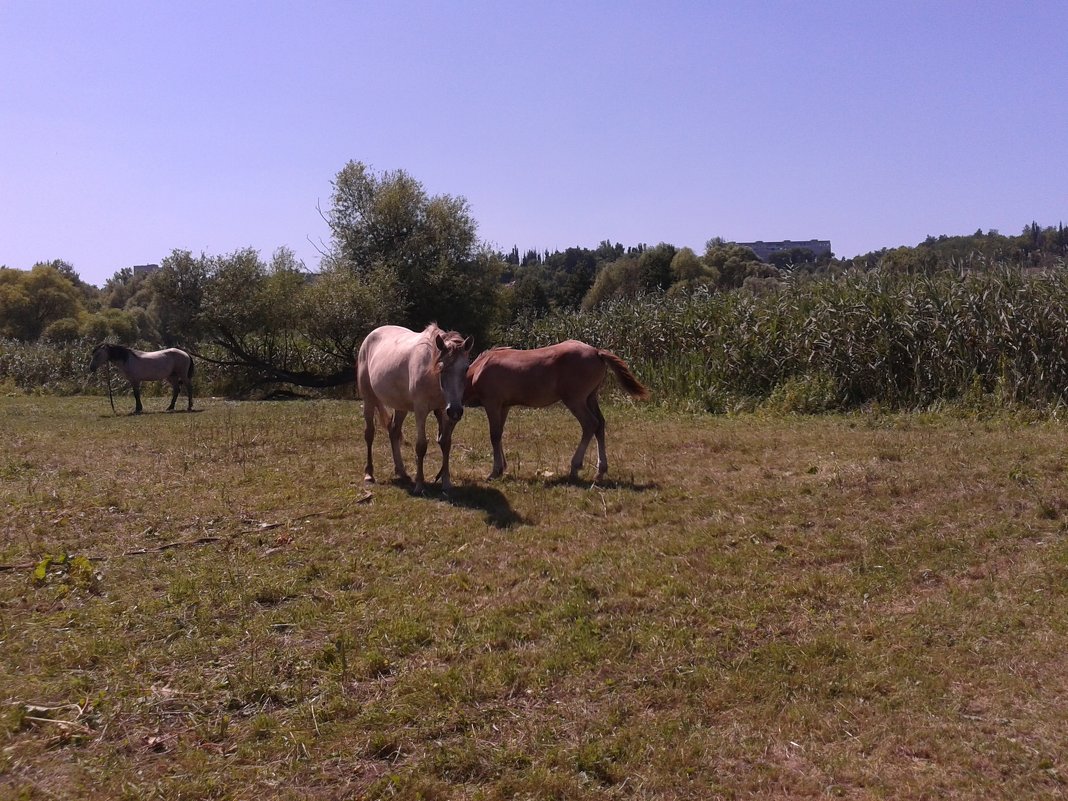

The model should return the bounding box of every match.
[358,323,473,493]
[464,340,649,481]
[89,343,194,414]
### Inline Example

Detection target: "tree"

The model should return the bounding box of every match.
[703,242,763,290]
[194,247,361,388]
[670,247,703,282]
[0,264,86,340]
[77,308,141,343]
[300,262,402,366]
[878,247,938,275]
[637,243,676,291]
[142,159,507,391]
[149,250,209,346]
[667,247,719,295]
[508,272,551,319]
[581,256,642,310]
[323,161,502,345]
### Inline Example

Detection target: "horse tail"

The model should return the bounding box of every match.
[598,349,651,400]
[187,353,195,381]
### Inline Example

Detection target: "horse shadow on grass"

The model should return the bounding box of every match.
[514,474,659,493]
[423,483,529,529]
[389,472,655,530]
[97,409,204,419]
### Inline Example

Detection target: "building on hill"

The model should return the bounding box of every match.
[132,264,160,277]
[735,240,832,262]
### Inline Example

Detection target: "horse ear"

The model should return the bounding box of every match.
[435,334,447,353]
[464,336,474,352]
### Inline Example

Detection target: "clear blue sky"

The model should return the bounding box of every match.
[2,1,1065,287]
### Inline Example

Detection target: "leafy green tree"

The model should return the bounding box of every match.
[878,246,939,275]
[0,270,32,338]
[95,267,160,341]
[638,243,676,291]
[323,161,502,344]
[704,242,763,290]
[193,247,359,388]
[509,272,551,319]
[667,247,719,295]
[78,308,141,343]
[0,264,87,340]
[103,267,158,310]
[149,250,209,346]
[300,261,403,365]
[41,317,83,343]
[670,247,703,282]
[581,256,642,310]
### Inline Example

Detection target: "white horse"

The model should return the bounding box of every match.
[89,343,194,414]
[357,324,473,493]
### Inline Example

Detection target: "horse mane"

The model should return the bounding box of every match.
[98,343,132,363]
[469,346,513,369]
[424,322,466,347]
[423,323,468,375]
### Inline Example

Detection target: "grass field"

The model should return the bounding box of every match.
[2,395,1067,800]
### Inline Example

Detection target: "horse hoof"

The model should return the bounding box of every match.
[364,475,375,484]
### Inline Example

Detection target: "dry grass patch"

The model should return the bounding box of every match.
[1,396,1067,799]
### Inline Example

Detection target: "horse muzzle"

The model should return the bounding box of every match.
[446,404,464,422]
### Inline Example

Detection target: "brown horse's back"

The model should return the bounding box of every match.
[466,340,600,407]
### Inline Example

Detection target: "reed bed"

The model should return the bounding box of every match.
[509,267,1068,413]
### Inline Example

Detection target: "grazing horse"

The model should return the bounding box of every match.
[89,343,195,414]
[358,323,473,493]
[464,340,649,482]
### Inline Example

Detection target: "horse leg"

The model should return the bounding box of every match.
[388,410,411,484]
[186,377,194,411]
[431,410,449,483]
[132,382,143,415]
[563,397,600,480]
[434,409,458,491]
[167,379,180,411]
[412,412,429,494]
[360,401,378,482]
[485,404,510,480]
[588,393,608,480]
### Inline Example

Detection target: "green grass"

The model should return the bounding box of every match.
[2,395,1067,799]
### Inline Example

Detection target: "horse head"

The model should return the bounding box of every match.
[435,333,474,422]
[88,343,109,373]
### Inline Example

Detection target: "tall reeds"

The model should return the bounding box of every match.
[507,265,1068,412]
